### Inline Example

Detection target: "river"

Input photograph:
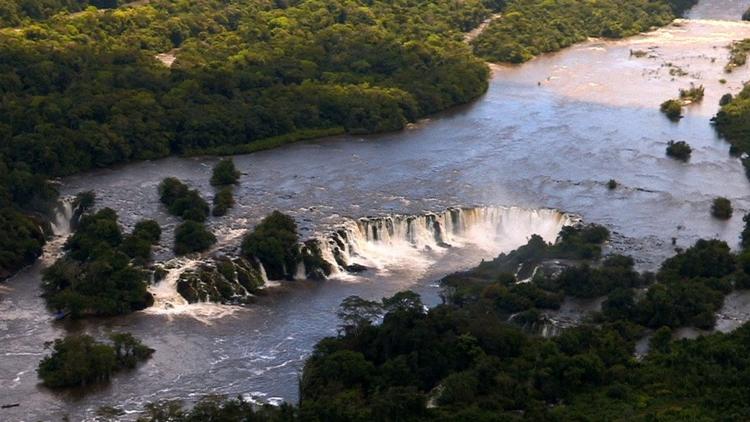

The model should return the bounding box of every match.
[3,2,750,420]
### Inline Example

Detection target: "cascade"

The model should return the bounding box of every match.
[317,206,575,275]
[50,197,75,237]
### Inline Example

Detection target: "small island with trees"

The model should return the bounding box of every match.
[38,333,153,389]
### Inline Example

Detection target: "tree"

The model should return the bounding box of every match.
[212,187,234,217]
[158,178,209,222]
[37,335,117,388]
[174,221,216,255]
[660,99,683,121]
[210,159,240,186]
[666,140,692,161]
[337,295,383,335]
[38,333,153,389]
[241,211,300,280]
[712,197,733,220]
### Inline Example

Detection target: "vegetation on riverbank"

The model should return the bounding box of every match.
[471,0,696,63]
[725,38,750,72]
[38,333,153,389]
[714,84,750,176]
[42,207,158,317]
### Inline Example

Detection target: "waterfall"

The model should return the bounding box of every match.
[41,197,78,264]
[144,257,240,322]
[317,206,575,276]
[50,197,75,237]
[294,262,307,281]
[148,258,195,310]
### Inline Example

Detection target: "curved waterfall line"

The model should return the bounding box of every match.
[148,206,577,310]
[317,206,577,276]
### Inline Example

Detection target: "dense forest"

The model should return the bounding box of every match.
[472,0,697,62]
[132,221,750,421]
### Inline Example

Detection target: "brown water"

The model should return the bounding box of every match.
[3,3,750,420]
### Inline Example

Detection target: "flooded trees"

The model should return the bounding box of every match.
[42,208,157,317]
[660,99,683,121]
[666,140,692,161]
[712,197,733,219]
[37,333,153,389]
[241,211,300,280]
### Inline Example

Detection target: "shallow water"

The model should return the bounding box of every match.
[3,3,750,420]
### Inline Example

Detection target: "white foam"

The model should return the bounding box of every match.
[319,206,575,279]
[143,257,242,323]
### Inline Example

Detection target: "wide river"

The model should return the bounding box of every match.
[3,2,750,420]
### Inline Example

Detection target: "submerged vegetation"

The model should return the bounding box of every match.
[241,211,301,281]
[38,333,153,389]
[711,197,733,220]
[679,84,704,103]
[158,177,216,254]
[725,38,750,72]
[666,140,692,161]
[210,159,239,216]
[660,99,683,121]
[210,159,240,187]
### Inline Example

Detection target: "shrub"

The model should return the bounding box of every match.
[719,93,733,106]
[712,197,733,220]
[241,211,300,280]
[132,220,161,243]
[678,84,704,103]
[212,187,234,217]
[210,159,240,186]
[158,178,209,222]
[174,221,216,255]
[660,99,682,121]
[665,140,692,161]
[607,179,618,190]
[120,220,161,262]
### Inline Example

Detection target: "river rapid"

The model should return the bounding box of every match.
[3,2,750,420]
